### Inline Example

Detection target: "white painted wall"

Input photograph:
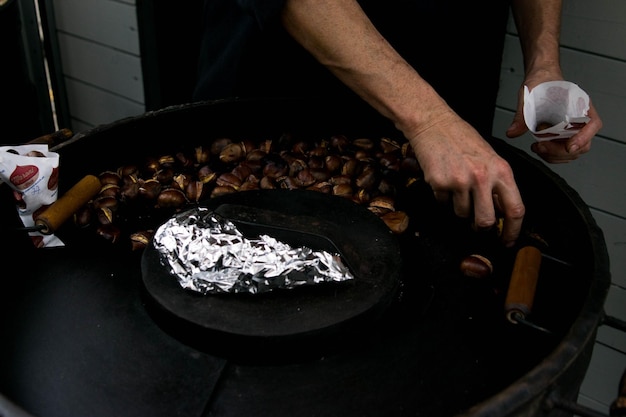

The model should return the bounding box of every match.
[51,0,144,132]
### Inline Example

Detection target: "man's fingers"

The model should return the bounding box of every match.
[471,186,497,230]
[531,139,591,163]
[494,186,525,247]
[452,190,472,218]
[432,189,450,203]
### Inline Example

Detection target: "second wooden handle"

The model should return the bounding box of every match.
[505,245,542,323]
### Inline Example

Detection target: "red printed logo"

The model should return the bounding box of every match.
[48,166,59,190]
[10,164,39,190]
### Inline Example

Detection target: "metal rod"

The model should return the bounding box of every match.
[510,311,552,335]
[541,252,573,267]
[15,224,45,233]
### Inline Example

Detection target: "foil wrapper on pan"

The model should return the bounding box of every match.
[153,207,354,294]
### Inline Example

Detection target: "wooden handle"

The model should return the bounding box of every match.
[505,245,542,323]
[35,175,101,234]
[27,128,73,146]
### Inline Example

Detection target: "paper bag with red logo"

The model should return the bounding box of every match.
[0,144,64,247]
[523,81,591,141]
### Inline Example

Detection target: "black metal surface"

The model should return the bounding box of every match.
[0,242,226,417]
[0,98,611,417]
[142,189,402,360]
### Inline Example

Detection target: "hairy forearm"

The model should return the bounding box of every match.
[281,0,452,137]
[511,0,563,76]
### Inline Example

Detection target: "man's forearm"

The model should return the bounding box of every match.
[511,0,563,75]
[280,0,452,137]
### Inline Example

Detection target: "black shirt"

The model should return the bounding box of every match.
[193,0,511,136]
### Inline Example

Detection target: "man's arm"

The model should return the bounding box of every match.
[281,0,525,246]
[512,0,563,77]
[281,0,449,137]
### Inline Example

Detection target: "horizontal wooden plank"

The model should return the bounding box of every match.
[65,78,145,128]
[58,33,144,102]
[53,0,140,54]
[578,343,626,411]
[596,286,626,352]
[498,34,626,144]
[561,17,626,62]
[562,1,626,60]
[493,109,626,219]
[592,210,626,289]
[604,285,626,330]
[577,392,609,416]
[506,2,626,60]
[596,327,626,359]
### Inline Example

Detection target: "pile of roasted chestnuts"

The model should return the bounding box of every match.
[74,133,425,251]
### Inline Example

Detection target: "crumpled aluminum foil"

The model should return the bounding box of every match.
[153,207,354,294]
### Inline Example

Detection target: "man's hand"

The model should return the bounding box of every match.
[409,111,526,247]
[506,77,603,164]
[283,0,526,246]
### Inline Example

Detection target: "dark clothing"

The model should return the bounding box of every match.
[193,0,511,136]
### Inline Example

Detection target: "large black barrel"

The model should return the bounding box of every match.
[0,98,611,417]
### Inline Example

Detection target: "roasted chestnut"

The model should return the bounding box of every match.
[211,185,237,197]
[246,149,267,162]
[262,158,288,179]
[130,230,154,251]
[99,183,120,198]
[99,171,121,186]
[96,224,121,243]
[156,188,187,209]
[197,165,217,184]
[92,196,118,212]
[307,181,332,194]
[324,154,343,173]
[96,207,115,225]
[219,142,245,163]
[139,178,162,200]
[380,137,401,154]
[194,146,210,165]
[330,134,349,150]
[120,175,140,201]
[459,254,493,279]
[73,205,93,228]
[154,168,175,185]
[381,210,409,234]
[158,155,176,168]
[369,195,395,212]
[231,162,254,181]
[216,172,242,189]
[175,151,194,169]
[259,176,276,190]
[210,137,233,155]
[185,181,206,202]
[352,137,375,151]
[332,183,353,198]
[118,164,139,177]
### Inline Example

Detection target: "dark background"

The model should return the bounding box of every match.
[0,0,53,144]
[136,0,205,111]
[0,0,205,144]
